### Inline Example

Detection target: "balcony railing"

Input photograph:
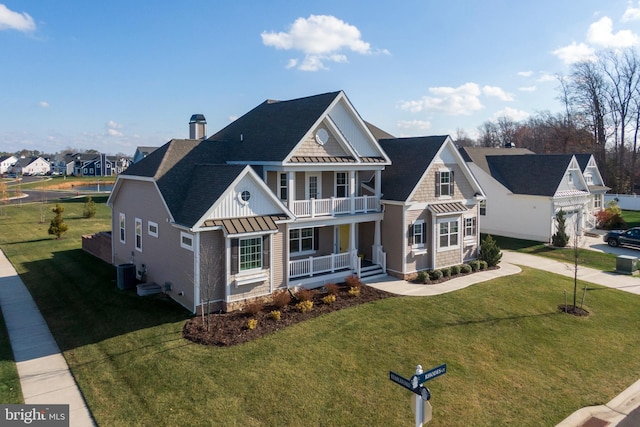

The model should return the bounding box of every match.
[289,251,360,279]
[290,196,380,218]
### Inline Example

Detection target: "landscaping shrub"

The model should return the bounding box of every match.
[296,300,314,312]
[469,260,480,272]
[416,270,429,283]
[322,294,336,305]
[552,209,569,247]
[479,234,502,267]
[325,283,340,295]
[295,287,314,302]
[83,197,97,218]
[247,319,258,330]
[460,264,472,274]
[244,301,263,316]
[451,265,460,275]
[429,270,443,280]
[348,287,361,297]
[479,260,488,270]
[596,201,627,229]
[345,275,361,289]
[441,267,451,277]
[272,290,291,308]
[269,310,281,321]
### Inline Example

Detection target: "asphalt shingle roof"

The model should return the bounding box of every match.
[485,154,574,196]
[379,136,448,201]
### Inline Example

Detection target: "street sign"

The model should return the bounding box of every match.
[411,396,433,423]
[390,371,431,400]
[413,363,446,385]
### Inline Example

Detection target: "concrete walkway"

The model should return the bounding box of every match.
[0,250,95,427]
[365,251,640,427]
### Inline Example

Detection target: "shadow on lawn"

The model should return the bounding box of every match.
[18,249,191,352]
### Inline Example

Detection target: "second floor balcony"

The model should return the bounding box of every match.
[290,195,380,218]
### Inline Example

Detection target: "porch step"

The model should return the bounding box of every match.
[359,265,385,280]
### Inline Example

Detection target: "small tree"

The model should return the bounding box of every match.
[0,180,7,217]
[48,204,69,239]
[479,234,502,267]
[83,197,97,218]
[552,209,569,247]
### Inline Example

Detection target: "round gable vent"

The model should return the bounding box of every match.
[315,128,329,145]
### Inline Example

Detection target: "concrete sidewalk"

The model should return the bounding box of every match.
[0,250,95,427]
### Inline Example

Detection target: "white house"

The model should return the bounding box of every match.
[13,156,51,176]
[0,155,17,175]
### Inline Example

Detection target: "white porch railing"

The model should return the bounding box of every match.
[289,251,357,278]
[374,246,386,273]
[290,196,380,218]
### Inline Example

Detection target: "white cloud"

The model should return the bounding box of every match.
[398,83,484,116]
[518,86,537,92]
[552,42,597,65]
[0,4,35,32]
[106,120,123,137]
[397,120,432,130]
[622,2,640,22]
[587,16,639,48]
[517,71,534,78]
[38,101,49,108]
[482,85,514,101]
[261,14,386,71]
[492,107,530,122]
[537,72,557,82]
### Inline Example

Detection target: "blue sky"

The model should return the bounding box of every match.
[2,1,640,155]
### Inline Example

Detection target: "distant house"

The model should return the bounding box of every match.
[132,146,159,164]
[460,147,607,242]
[11,156,50,176]
[0,155,17,175]
[59,153,130,176]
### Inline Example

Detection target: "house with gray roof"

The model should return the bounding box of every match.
[0,155,17,175]
[108,91,399,313]
[460,147,605,242]
[379,136,485,280]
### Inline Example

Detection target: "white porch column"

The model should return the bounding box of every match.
[375,170,382,199]
[287,171,295,205]
[350,170,356,214]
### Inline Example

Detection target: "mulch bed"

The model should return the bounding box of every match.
[183,284,395,347]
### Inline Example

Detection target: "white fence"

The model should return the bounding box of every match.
[605,194,640,211]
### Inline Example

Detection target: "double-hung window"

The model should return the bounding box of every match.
[464,217,476,238]
[119,213,126,243]
[290,228,314,254]
[594,194,602,209]
[240,237,262,271]
[411,220,425,249]
[335,172,349,198]
[436,169,454,197]
[439,219,459,249]
[278,173,288,201]
[479,200,486,216]
[135,218,142,251]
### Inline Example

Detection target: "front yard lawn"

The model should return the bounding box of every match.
[1,201,640,425]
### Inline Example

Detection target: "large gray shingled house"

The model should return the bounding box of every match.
[107,91,485,313]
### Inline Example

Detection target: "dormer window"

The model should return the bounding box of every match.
[585,173,593,184]
[436,169,454,197]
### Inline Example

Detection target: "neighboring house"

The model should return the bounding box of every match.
[11,156,51,176]
[379,136,485,280]
[460,147,598,242]
[132,146,159,164]
[60,153,130,176]
[574,153,610,227]
[108,91,395,313]
[0,155,17,175]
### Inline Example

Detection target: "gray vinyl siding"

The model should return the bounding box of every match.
[380,204,404,276]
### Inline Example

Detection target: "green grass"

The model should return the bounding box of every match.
[0,309,22,403]
[622,209,640,228]
[2,202,640,425]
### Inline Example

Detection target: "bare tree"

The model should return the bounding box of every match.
[197,232,225,331]
[477,121,500,147]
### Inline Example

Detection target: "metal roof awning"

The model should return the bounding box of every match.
[203,214,288,235]
[428,202,468,216]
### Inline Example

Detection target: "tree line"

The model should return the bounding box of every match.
[456,47,640,194]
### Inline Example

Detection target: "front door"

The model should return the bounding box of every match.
[334,224,350,253]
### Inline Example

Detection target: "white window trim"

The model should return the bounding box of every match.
[290,228,316,256]
[180,231,194,251]
[239,236,263,273]
[479,199,486,216]
[438,167,452,199]
[278,172,288,201]
[412,220,426,250]
[463,216,476,241]
[335,171,349,198]
[148,221,158,238]
[119,213,126,244]
[134,218,143,252]
[437,218,460,251]
[306,173,322,200]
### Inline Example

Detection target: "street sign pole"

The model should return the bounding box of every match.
[414,365,423,427]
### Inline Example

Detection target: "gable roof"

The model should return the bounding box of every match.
[485,154,575,196]
[459,146,534,174]
[207,92,342,162]
[379,136,448,201]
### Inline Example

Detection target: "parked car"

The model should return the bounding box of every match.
[604,227,640,248]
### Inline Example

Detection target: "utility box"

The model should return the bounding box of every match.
[116,263,136,289]
[616,255,638,275]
